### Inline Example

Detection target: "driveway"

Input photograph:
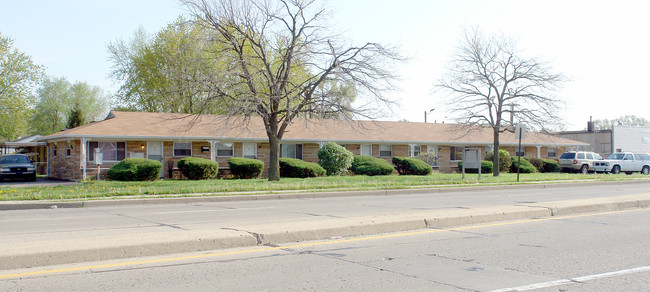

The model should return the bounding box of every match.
[0,177,77,188]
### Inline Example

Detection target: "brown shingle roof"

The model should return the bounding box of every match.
[40,111,586,146]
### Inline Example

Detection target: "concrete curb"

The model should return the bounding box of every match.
[3,180,649,211]
[2,194,649,270]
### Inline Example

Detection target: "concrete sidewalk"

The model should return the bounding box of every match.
[2,192,649,270]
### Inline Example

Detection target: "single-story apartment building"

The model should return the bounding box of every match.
[39,111,587,180]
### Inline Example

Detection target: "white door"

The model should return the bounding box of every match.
[147,142,164,177]
[243,143,257,159]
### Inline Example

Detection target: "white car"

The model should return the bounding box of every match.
[593,152,650,175]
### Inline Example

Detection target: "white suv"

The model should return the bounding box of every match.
[558,151,603,174]
[593,152,650,175]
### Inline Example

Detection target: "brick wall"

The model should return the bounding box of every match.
[46,138,569,181]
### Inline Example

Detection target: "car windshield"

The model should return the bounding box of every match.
[0,155,30,164]
[607,153,626,160]
[594,154,603,160]
[559,152,575,159]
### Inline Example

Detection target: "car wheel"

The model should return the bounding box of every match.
[580,165,589,174]
[642,166,650,175]
[30,174,37,181]
[611,165,621,174]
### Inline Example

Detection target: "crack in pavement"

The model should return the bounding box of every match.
[221,227,264,245]
[110,213,187,230]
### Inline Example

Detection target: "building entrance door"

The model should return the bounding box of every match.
[147,142,164,177]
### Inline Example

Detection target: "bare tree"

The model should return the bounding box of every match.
[437,28,566,176]
[182,0,402,181]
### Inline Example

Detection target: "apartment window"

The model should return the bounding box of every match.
[360,144,372,156]
[243,143,257,159]
[88,142,126,161]
[280,144,303,159]
[216,142,234,157]
[174,142,192,157]
[450,146,463,161]
[66,142,73,156]
[409,145,421,157]
[379,145,392,157]
[547,147,557,158]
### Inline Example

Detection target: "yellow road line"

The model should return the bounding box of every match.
[1,207,647,280]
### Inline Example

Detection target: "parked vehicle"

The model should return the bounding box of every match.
[558,151,603,174]
[0,154,37,181]
[593,152,650,175]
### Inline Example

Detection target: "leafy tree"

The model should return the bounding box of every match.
[183,0,402,181]
[30,77,69,135]
[66,102,85,129]
[592,115,650,130]
[0,32,44,140]
[30,77,110,135]
[437,28,565,176]
[108,17,224,113]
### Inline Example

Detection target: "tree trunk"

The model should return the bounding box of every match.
[267,134,281,181]
[493,129,500,177]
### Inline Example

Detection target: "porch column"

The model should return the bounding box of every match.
[81,137,88,179]
[536,145,541,158]
[209,140,218,161]
[409,144,415,157]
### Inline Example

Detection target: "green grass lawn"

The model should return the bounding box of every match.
[0,172,647,201]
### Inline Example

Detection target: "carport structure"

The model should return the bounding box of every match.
[0,135,48,175]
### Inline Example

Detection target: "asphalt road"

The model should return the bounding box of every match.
[2,181,650,241]
[2,206,648,291]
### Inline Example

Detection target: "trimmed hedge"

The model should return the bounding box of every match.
[485,149,512,173]
[107,158,161,181]
[392,156,432,175]
[279,157,326,178]
[318,142,354,176]
[458,160,493,174]
[526,156,544,172]
[177,157,219,180]
[350,156,395,176]
[510,157,537,173]
[542,158,560,173]
[228,157,264,179]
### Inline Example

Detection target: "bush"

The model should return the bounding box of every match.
[526,156,544,172]
[228,157,264,179]
[350,156,395,176]
[318,142,354,176]
[485,149,512,173]
[458,160,493,174]
[177,157,219,180]
[107,158,161,181]
[280,157,326,178]
[392,156,432,175]
[510,157,537,173]
[542,159,560,173]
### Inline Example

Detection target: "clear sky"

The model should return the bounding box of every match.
[2,0,649,130]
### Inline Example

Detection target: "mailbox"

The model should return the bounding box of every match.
[95,148,103,165]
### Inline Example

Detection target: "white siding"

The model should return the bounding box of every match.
[612,126,650,153]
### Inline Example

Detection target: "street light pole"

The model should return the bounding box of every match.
[424,108,435,123]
